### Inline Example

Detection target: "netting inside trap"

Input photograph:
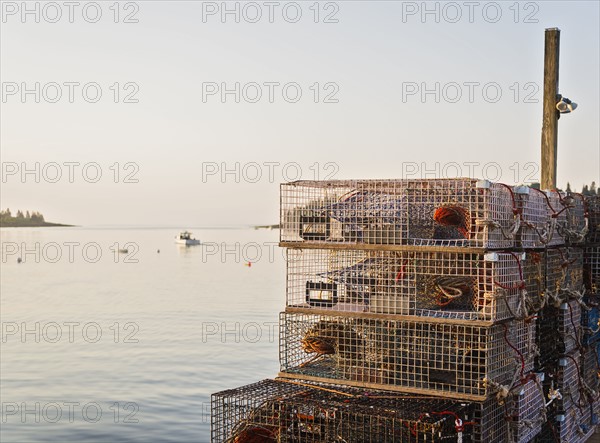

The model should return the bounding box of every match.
[279,313,537,400]
[211,379,476,443]
[286,248,535,321]
[404,179,516,249]
[280,179,517,249]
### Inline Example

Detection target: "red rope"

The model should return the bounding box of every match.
[494,252,526,290]
[567,302,584,353]
[530,187,558,214]
[502,323,525,380]
[395,260,408,282]
[575,192,591,217]
[563,354,587,413]
[531,187,573,218]
[556,248,577,268]
[498,183,521,215]
[431,411,476,433]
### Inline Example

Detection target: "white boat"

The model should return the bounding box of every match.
[175,231,201,246]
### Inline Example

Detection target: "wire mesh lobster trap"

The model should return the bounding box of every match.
[582,307,600,345]
[557,300,582,355]
[211,378,477,443]
[280,179,517,249]
[584,246,600,296]
[537,300,583,366]
[555,352,593,411]
[519,248,584,316]
[472,397,509,443]
[505,375,546,443]
[582,342,600,395]
[547,247,584,291]
[279,312,537,401]
[515,188,587,248]
[585,194,600,244]
[534,350,598,442]
[536,406,596,443]
[514,186,552,249]
[550,191,587,246]
[286,248,536,322]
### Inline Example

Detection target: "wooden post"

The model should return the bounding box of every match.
[541,28,560,190]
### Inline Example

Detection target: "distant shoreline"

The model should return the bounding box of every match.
[0,221,74,228]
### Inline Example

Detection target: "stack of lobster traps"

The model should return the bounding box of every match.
[530,192,599,442]
[212,179,597,443]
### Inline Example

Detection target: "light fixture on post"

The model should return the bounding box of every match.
[556,94,578,114]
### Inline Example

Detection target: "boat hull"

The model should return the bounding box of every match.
[175,239,200,246]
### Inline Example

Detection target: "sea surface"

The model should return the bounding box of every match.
[0,227,284,443]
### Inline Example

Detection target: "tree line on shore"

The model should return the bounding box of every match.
[0,209,46,223]
[0,209,70,227]
[566,181,599,196]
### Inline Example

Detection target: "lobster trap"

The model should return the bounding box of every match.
[534,350,598,442]
[537,300,583,368]
[280,179,517,249]
[582,342,600,395]
[286,248,536,322]
[515,188,587,248]
[536,405,596,443]
[549,191,587,246]
[472,397,509,443]
[505,375,546,443]
[279,312,537,401]
[585,194,600,243]
[546,247,584,295]
[555,352,591,410]
[515,186,551,249]
[527,248,585,314]
[582,306,600,345]
[584,246,600,295]
[211,378,477,443]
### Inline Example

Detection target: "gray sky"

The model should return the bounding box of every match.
[1,1,599,226]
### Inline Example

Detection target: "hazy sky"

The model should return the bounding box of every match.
[1,1,599,226]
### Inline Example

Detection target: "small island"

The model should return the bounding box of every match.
[0,209,72,227]
[254,224,280,230]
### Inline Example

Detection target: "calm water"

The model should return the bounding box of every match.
[0,227,284,443]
